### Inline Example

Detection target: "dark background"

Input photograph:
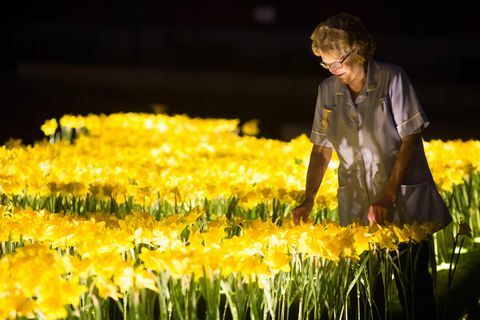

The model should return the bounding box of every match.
[1,1,480,144]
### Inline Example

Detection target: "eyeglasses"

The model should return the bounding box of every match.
[319,48,356,71]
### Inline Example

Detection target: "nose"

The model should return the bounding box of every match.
[330,67,342,75]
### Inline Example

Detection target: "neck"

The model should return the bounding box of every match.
[348,64,367,95]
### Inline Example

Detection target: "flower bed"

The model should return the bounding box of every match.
[0,113,479,319]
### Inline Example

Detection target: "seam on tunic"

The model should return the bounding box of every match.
[311,129,327,135]
[396,111,423,129]
[396,111,429,139]
[310,131,332,147]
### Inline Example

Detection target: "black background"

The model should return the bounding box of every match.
[2,1,480,144]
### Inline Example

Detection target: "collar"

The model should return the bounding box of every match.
[365,58,380,92]
[335,58,380,96]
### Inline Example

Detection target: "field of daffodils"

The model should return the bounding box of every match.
[0,113,479,319]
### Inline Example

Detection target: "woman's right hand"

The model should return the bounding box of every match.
[292,199,314,225]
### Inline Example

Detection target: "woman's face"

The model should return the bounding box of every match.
[319,48,364,86]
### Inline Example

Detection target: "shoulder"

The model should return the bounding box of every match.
[371,60,413,91]
[314,75,338,105]
[317,75,338,93]
[374,60,409,79]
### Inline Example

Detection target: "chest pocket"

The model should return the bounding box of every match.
[376,96,400,138]
[378,96,396,127]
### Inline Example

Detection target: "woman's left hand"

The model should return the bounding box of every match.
[368,193,395,225]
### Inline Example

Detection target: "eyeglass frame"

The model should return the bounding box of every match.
[319,48,356,71]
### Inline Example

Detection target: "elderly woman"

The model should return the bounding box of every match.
[292,12,451,319]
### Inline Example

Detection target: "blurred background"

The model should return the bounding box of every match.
[1,1,479,144]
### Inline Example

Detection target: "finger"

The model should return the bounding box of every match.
[367,206,376,224]
[383,209,389,223]
[375,208,382,225]
[302,212,309,223]
[381,209,388,225]
[292,210,300,225]
[372,207,379,225]
[377,208,387,225]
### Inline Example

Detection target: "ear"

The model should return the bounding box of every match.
[355,53,366,65]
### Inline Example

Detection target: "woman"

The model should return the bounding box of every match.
[292,12,452,319]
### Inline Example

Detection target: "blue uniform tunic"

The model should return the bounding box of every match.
[310,59,452,231]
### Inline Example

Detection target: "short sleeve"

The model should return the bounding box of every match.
[310,85,333,148]
[389,67,429,139]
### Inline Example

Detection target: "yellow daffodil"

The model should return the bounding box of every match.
[40,118,58,136]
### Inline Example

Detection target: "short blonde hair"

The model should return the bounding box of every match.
[310,13,376,63]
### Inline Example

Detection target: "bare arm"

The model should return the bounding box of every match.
[368,132,422,224]
[292,144,332,224]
